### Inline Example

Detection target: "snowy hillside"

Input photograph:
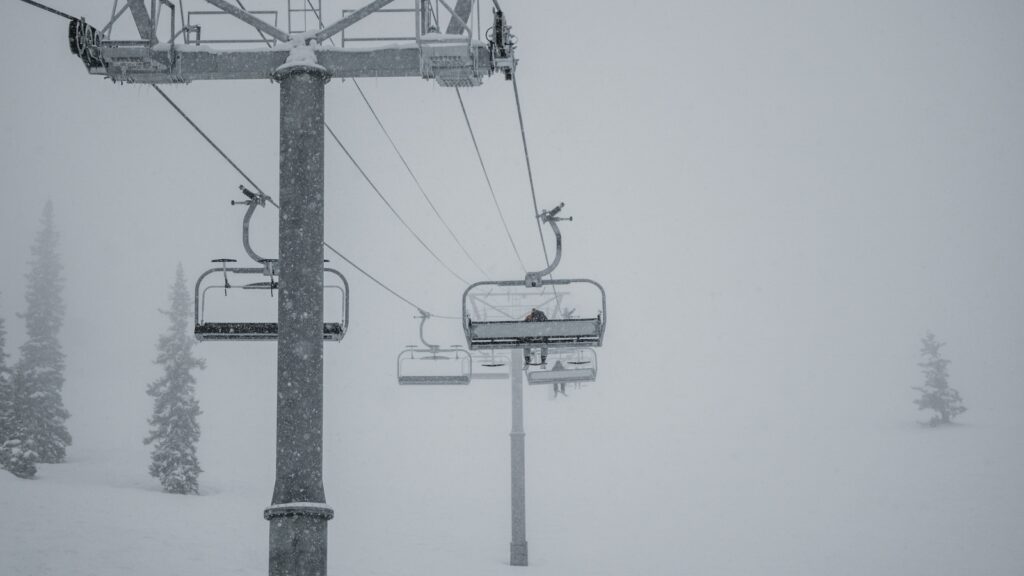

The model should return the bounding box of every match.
[3,354,1023,575]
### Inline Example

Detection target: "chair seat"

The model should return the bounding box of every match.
[467,318,602,349]
[527,367,596,385]
[397,375,471,386]
[195,322,344,342]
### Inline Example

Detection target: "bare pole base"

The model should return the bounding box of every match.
[266,506,333,576]
[510,541,529,567]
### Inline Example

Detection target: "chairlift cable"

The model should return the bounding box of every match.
[324,122,471,286]
[322,241,459,320]
[304,2,497,308]
[455,87,528,273]
[511,73,551,270]
[304,0,489,281]
[218,1,490,287]
[15,0,75,21]
[152,81,458,320]
[509,73,563,315]
[352,79,491,279]
[151,85,274,203]
[301,1,483,319]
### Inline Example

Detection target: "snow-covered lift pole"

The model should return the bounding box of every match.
[509,349,528,566]
[68,1,508,574]
[266,62,332,575]
[465,348,528,565]
[470,350,531,566]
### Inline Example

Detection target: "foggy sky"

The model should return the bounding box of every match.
[1,0,1023,525]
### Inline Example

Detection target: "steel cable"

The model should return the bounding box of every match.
[325,123,471,286]
[152,84,459,319]
[511,73,551,269]
[16,0,75,21]
[455,87,527,273]
[353,79,491,279]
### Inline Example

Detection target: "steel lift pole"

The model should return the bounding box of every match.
[510,349,528,566]
[263,65,333,576]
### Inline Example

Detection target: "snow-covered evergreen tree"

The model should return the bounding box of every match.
[913,332,967,426]
[0,297,10,445]
[0,437,38,479]
[144,264,204,495]
[1,294,38,479]
[1,300,30,477]
[12,201,71,464]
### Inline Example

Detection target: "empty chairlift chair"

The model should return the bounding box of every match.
[193,186,349,342]
[194,262,348,341]
[526,348,598,386]
[396,313,472,385]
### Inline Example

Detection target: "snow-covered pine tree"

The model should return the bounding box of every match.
[0,300,37,478]
[913,332,967,426]
[12,201,71,464]
[144,264,205,495]
[0,297,10,445]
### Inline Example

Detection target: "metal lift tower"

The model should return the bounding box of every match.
[68,1,513,574]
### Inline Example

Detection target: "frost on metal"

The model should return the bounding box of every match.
[276,34,326,75]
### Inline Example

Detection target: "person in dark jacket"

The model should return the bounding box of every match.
[524,308,548,322]
[524,308,548,365]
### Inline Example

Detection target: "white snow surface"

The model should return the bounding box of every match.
[2,368,1022,576]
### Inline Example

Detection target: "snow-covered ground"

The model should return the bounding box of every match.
[3,350,1022,576]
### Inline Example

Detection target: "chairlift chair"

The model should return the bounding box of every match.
[194,262,349,341]
[193,186,349,342]
[396,313,472,385]
[462,203,607,352]
[526,348,597,386]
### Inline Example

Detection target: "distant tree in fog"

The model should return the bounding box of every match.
[913,332,967,426]
[11,201,71,464]
[0,296,37,479]
[144,264,204,495]
[0,298,10,443]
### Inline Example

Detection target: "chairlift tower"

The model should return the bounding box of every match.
[462,203,608,567]
[68,2,513,575]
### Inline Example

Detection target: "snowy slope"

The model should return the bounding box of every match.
[3,354,1023,576]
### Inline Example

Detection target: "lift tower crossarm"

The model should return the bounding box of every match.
[82,43,492,83]
[126,0,156,44]
[314,0,397,44]
[204,0,290,43]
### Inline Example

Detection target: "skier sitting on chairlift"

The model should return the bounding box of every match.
[524,308,548,322]
[524,308,549,366]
